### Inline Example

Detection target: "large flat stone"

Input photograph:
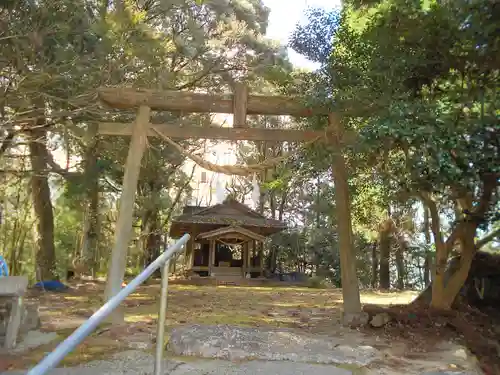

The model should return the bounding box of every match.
[168,324,379,366]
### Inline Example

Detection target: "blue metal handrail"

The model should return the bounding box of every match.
[26,233,190,375]
[0,255,9,277]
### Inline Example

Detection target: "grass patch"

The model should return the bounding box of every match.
[8,334,124,370]
[196,313,264,326]
[125,313,157,323]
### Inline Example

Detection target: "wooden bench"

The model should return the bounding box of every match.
[0,276,28,349]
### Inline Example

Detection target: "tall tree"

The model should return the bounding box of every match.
[27,128,58,280]
[317,0,499,308]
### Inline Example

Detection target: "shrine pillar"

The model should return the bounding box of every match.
[208,239,215,276]
[259,242,264,277]
[242,242,248,277]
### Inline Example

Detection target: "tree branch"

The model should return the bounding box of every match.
[0,131,16,157]
[444,172,499,252]
[472,172,498,219]
[419,192,445,251]
[161,163,196,228]
[476,228,500,249]
[41,146,81,179]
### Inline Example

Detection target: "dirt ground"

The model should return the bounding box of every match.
[5,281,461,372]
[362,302,500,375]
[1,281,419,370]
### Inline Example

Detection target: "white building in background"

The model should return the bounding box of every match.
[182,113,251,208]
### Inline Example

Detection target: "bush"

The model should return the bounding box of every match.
[307,275,331,289]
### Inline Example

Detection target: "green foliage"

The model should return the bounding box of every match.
[53,190,84,277]
[338,1,499,241]
[2,0,495,293]
[0,0,293,279]
[290,7,340,64]
[288,0,499,293]
[307,275,331,289]
[0,175,36,278]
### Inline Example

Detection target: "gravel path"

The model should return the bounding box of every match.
[3,351,178,375]
[4,350,479,375]
[4,323,481,375]
[169,359,354,375]
[4,351,355,375]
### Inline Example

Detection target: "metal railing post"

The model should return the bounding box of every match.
[154,259,170,375]
[26,234,190,375]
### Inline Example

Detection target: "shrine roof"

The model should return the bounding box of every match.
[169,197,286,238]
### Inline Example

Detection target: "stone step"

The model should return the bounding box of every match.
[212,269,241,276]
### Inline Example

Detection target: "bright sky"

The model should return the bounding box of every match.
[263,0,341,70]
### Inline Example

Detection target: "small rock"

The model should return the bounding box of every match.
[453,348,468,360]
[370,312,391,328]
[73,308,94,317]
[342,312,369,327]
[267,312,279,317]
[299,315,309,323]
[128,341,152,350]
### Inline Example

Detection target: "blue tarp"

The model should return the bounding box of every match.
[34,280,69,291]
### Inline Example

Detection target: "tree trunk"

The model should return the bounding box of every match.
[28,128,58,281]
[423,206,432,286]
[379,218,392,290]
[395,240,406,290]
[270,192,276,219]
[257,140,267,215]
[431,223,476,309]
[268,244,278,273]
[370,241,378,288]
[415,172,497,309]
[423,253,432,286]
[267,188,287,275]
[13,229,28,275]
[421,193,482,310]
[143,211,162,277]
[316,175,321,227]
[80,123,100,278]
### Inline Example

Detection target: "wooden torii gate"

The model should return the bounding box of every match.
[97,83,362,324]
